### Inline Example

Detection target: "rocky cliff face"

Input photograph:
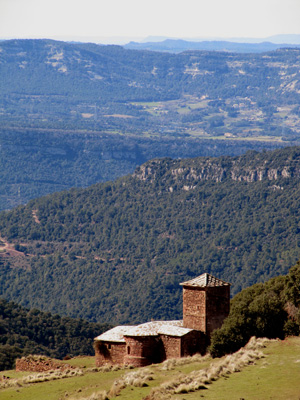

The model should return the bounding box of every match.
[133,148,300,188]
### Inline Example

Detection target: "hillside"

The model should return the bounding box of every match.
[1,337,300,399]
[0,298,111,370]
[2,39,300,139]
[1,39,300,208]
[1,147,300,324]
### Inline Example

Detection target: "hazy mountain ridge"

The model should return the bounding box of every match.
[124,38,300,53]
[2,39,300,130]
[1,39,300,209]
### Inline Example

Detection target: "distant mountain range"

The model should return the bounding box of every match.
[124,38,300,53]
[139,34,300,45]
[3,34,299,47]
[1,39,300,210]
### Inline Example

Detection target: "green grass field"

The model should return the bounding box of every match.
[1,337,299,400]
[175,337,300,400]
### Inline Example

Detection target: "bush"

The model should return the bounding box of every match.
[210,266,300,358]
[0,345,23,371]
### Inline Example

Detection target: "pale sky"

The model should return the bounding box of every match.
[0,0,300,43]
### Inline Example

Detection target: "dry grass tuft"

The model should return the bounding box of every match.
[159,353,208,371]
[123,368,153,387]
[108,380,126,397]
[89,363,130,373]
[144,337,271,400]
[69,391,109,400]
[0,368,84,389]
[108,367,154,396]
[244,336,274,350]
[66,364,142,400]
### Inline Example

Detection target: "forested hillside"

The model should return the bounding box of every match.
[1,147,300,324]
[2,39,300,138]
[1,39,300,209]
[0,298,110,370]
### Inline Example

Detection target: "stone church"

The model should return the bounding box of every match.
[94,273,230,367]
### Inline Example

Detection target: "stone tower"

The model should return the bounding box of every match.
[180,273,230,337]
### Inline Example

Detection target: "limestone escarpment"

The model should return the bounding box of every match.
[133,148,300,189]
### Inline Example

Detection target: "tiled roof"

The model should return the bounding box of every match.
[180,273,230,288]
[94,326,136,343]
[94,320,193,342]
[126,320,193,337]
[157,324,193,337]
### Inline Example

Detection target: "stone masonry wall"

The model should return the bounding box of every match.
[15,355,73,372]
[205,286,230,337]
[182,286,206,331]
[124,336,162,367]
[95,342,126,366]
[160,335,181,359]
[181,330,206,357]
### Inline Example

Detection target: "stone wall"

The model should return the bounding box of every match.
[182,286,206,331]
[95,342,126,366]
[205,286,230,337]
[15,355,73,372]
[124,336,162,367]
[160,335,181,359]
[182,285,230,337]
[181,330,206,357]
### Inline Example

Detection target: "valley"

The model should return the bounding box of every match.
[1,39,300,209]
[1,40,300,394]
[1,0,300,394]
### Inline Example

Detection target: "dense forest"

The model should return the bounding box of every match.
[1,147,300,325]
[1,39,300,209]
[0,298,110,370]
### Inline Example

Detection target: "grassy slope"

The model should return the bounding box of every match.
[179,337,300,400]
[1,337,300,400]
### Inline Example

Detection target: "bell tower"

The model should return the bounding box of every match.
[180,273,230,337]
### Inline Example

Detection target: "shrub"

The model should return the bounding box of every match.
[209,266,300,358]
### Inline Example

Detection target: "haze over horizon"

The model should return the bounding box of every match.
[1,0,300,45]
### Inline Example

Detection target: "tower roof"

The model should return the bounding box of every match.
[180,273,230,288]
